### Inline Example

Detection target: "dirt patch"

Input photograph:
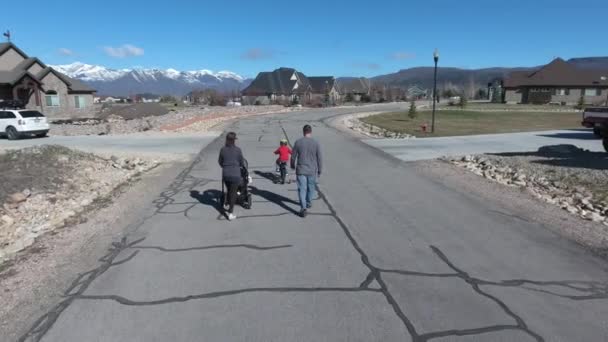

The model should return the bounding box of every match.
[0,145,158,264]
[50,105,300,136]
[0,145,95,201]
[99,103,170,120]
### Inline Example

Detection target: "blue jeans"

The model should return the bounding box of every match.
[297,175,317,210]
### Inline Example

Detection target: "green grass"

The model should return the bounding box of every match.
[464,102,578,111]
[361,110,582,137]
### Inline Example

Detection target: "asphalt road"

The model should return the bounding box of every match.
[19,106,608,341]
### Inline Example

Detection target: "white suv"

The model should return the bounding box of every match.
[0,109,50,140]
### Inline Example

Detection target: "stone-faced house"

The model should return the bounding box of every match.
[0,43,96,117]
[308,76,340,105]
[336,77,371,102]
[242,67,340,105]
[503,58,608,105]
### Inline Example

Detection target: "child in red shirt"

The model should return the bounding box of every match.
[274,139,292,184]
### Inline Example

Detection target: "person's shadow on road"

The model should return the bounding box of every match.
[254,170,280,183]
[249,186,300,216]
[190,190,224,216]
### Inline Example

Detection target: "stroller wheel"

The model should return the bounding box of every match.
[244,193,252,209]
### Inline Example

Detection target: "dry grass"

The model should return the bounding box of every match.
[361,110,582,137]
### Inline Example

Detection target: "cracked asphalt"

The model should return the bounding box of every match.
[19,105,608,341]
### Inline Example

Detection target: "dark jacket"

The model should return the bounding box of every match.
[219,145,245,182]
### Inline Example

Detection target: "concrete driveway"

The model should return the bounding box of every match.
[0,131,221,160]
[365,129,604,162]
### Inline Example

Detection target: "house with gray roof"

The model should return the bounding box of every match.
[242,68,339,105]
[503,58,608,105]
[335,77,371,102]
[308,76,340,105]
[0,42,96,118]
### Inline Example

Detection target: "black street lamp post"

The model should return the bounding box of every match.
[431,49,439,133]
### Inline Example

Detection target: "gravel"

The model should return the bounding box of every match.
[484,145,608,202]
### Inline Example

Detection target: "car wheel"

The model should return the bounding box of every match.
[593,127,602,137]
[6,126,19,140]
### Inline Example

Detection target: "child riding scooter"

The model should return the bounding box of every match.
[274,139,292,184]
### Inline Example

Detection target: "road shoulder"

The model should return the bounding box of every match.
[0,160,190,341]
[413,159,608,258]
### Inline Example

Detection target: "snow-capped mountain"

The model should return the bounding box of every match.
[51,62,250,96]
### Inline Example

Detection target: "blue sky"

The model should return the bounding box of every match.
[5,0,607,78]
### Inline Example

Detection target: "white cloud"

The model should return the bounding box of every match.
[58,48,74,56]
[391,52,416,60]
[103,44,144,58]
[241,48,274,61]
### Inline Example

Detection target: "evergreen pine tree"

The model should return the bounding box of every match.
[408,100,417,119]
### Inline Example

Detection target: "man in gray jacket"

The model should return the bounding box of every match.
[290,124,323,217]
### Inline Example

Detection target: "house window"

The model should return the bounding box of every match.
[74,95,86,109]
[554,88,569,96]
[584,88,601,97]
[45,93,60,107]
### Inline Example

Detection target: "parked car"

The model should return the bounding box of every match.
[226,101,242,107]
[581,107,608,137]
[0,109,50,140]
[448,96,461,106]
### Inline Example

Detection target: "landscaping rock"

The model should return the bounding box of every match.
[449,150,608,225]
[7,193,27,204]
[1,215,14,226]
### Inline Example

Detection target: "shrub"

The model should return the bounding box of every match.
[459,94,468,109]
[408,101,417,119]
[576,95,585,110]
[360,94,372,103]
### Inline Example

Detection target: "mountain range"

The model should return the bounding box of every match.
[51,62,251,96]
[52,57,608,97]
[367,57,608,91]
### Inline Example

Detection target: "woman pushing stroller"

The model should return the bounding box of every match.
[218,132,247,221]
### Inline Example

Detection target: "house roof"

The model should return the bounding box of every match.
[0,70,43,86]
[0,42,30,60]
[242,67,313,96]
[336,77,370,94]
[15,57,47,71]
[504,58,608,88]
[308,77,335,94]
[0,43,95,93]
[37,67,95,93]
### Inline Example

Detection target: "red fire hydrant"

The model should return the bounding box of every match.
[421,123,428,133]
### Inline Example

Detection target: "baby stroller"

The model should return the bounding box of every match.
[219,158,253,210]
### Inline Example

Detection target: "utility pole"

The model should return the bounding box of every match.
[431,49,440,133]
